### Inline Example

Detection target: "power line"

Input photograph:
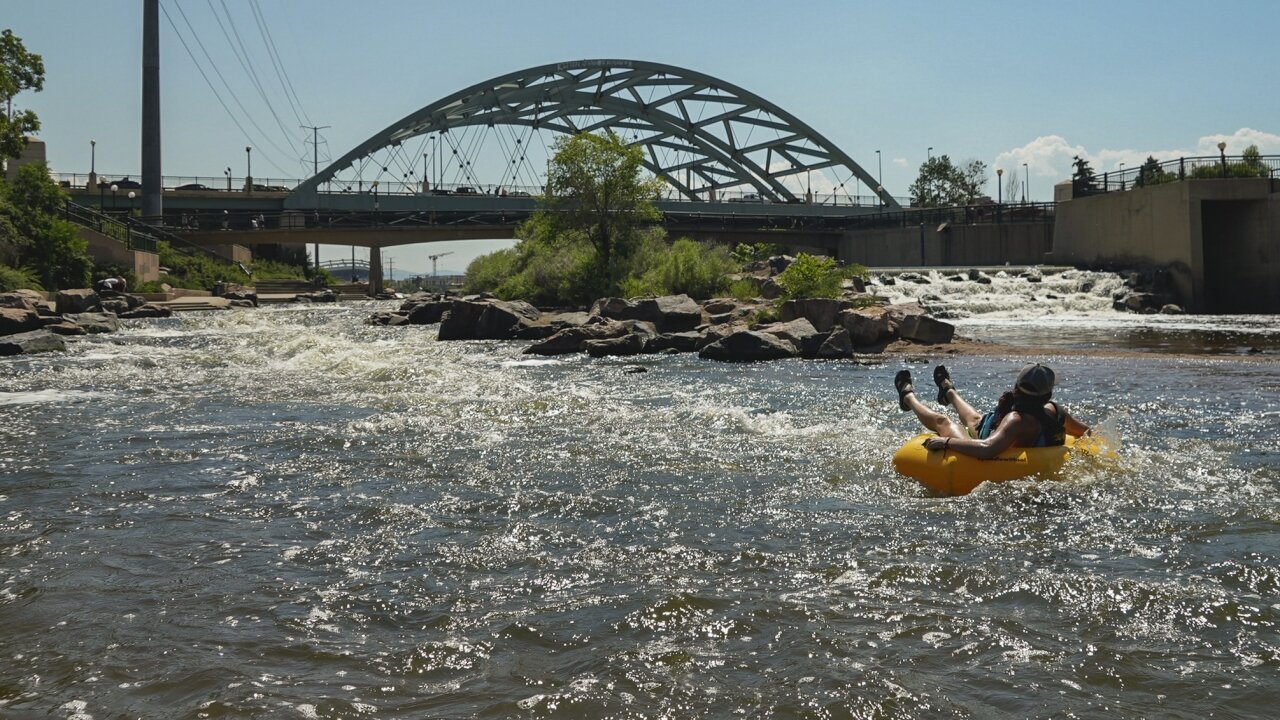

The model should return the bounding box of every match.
[168,0,295,163]
[248,0,311,128]
[158,0,293,176]
[211,0,302,161]
[301,124,330,176]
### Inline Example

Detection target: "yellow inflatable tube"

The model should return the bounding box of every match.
[892,433,1108,496]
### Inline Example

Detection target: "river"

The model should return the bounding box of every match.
[2,275,1278,718]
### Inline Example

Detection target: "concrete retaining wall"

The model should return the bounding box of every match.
[79,227,161,282]
[837,222,1053,268]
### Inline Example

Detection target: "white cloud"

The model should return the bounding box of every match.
[994,128,1280,197]
[893,157,908,167]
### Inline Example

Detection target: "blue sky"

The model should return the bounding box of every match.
[9,0,1280,273]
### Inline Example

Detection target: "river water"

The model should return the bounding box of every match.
[2,274,1278,718]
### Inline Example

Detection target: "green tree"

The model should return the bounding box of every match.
[539,130,664,288]
[1072,156,1098,195]
[0,29,45,160]
[908,155,987,207]
[1,164,92,289]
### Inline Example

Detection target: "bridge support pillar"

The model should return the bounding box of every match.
[368,246,383,296]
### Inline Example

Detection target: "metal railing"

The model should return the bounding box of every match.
[62,201,159,253]
[1076,154,1280,196]
[55,171,914,206]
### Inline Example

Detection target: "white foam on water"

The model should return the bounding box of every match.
[0,389,105,406]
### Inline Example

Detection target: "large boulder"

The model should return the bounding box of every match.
[591,294,703,333]
[0,330,66,356]
[43,322,87,336]
[646,331,704,354]
[56,289,100,314]
[119,304,173,319]
[898,315,955,345]
[816,327,854,359]
[698,330,798,362]
[585,332,648,357]
[514,311,591,340]
[222,289,258,307]
[405,300,451,325]
[840,307,893,347]
[0,307,41,337]
[100,298,131,316]
[0,291,43,312]
[62,312,122,334]
[779,298,844,332]
[757,317,823,357]
[438,298,540,340]
[524,317,635,355]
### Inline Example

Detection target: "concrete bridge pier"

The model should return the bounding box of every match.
[368,246,384,296]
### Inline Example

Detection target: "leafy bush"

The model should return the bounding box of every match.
[731,242,786,265]
[728,278,761,301]
[464,248,521,294]
[776,253,843,299]
[0,264,42,291]
[620,238,735,299]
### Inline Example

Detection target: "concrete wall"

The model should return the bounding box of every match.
[837,222,1052,267]
[79,227,161,282]
[1052,178,1277,311]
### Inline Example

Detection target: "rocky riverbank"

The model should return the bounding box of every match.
[0,289,173,356]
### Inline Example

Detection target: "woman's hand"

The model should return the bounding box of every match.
[924,437,952,452]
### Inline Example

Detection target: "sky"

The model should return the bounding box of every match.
[8,0,1280,275]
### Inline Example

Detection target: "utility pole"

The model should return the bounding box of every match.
[302,124,329,274]
[301,124,331,177]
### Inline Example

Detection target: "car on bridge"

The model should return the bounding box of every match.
[453,186,479,195]
[728,192,766,203]
[108,177,142,189]
[173,183,210,191]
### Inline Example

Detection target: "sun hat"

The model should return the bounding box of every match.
[1015,363,1055,396]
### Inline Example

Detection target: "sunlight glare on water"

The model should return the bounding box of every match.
[0,300,1277,718]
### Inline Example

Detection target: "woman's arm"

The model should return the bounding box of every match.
[1061,410,1091,438]
[923,415,1022,459]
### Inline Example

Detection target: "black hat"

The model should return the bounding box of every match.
[1015,363,1055,396]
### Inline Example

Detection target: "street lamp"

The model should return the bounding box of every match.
[875,149,882,207]
[245,145,252,187]
[1119,162,1126,191]
[224,167,231,191]
[89,139,96,187]
[1218,141,1228,178]
[128,190,136,216]
[1022,163,1029,203]
[110,183,118,212]
[996,168,1003,221]
[927,146,933,160]
[422,152,429,192]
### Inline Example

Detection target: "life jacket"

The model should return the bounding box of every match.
[976,400,1066,447]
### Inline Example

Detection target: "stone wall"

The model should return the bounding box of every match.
[79,227,161,282]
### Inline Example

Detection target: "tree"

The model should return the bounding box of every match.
[538,130,664,287]
[0,29,45,160]
[1072,156,1098,196]
[1,164,92,289]
[908,155,987,207]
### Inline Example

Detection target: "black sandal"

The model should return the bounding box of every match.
[894,370,915,411]
[933,365,955,405]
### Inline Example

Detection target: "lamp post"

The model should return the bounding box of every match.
[1218,141,1228,178]
[1022,163,1029,203]
[875,149,882,207]
[224,167,231,191]
[111,183,118,213]
[245,145,252,190]
[1119,162,1126,190]
[423,152,429,192]
[927,146,933,160]
[128,190,136,217]
[89,139,96,188]
[996,168,1003,222]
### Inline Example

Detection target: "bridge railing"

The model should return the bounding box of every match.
[62,201,160,253]
[831,202,1057,230]
[1076,154,1280,196]
[58,171,916,207]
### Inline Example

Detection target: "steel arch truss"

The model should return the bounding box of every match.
[290,59,898,208]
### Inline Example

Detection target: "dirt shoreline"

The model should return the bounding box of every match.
[872,336,1280,364]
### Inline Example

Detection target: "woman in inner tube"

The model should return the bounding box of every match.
[893,363,1091,458]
